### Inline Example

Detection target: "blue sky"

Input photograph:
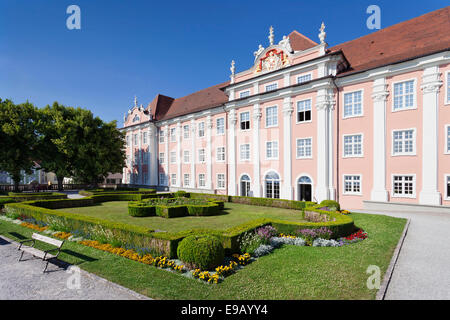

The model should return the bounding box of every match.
[0,0,447,126]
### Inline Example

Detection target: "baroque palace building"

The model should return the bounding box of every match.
[121,7,450,210]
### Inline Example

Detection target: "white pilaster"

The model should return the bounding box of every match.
[253,104,262,197]
[164,125,169,187]
[327,106,336,200]
[149,125,158,186]
[228,109,237,196]
[419,66,443,205]
[190,119,196,189]
[371,78,389,201]
[315,88,334,202]
[176,122,182,187]
[282,97,294,200]
[206,116,213,190]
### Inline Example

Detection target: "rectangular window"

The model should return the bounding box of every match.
[170,151,177,164]
[198,149,205,163]
[159,173,167,186]
[447,72,450,103]
[171,174,177,186]
[183,174,190,187]
[170,128,176,142]
[199,174,206,187]
[343,134,363,157]
[296,138,312,158]
[393,175,415,198]
[265,83,278,92]
[143,132,147,144]
[159,152,165,164]
[133,134,138,145]
[393,129,415,155]
[343,175,362,194]
[446,125,450,153]
[240,144,250,161]
[266,106,278,127]
[297,99,312,123]
[183,150,190,163]
[297,74,312,84]
[266,141,278,159]
[216,118,225,135]
[183,125,190,139]
[126,135,130,146]
[217,174,225,189]
[393,80,415,111]
[198,122,205,137]
[240,112,250,130]
[239,90,250,98]
[344,91,363,118]
[158,130,165,143]
[217,147,225,161]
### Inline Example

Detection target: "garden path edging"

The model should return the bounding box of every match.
[376,218,410,300]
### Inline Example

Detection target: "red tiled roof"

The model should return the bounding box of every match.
[330,6,450,76]
[289,30,318,51]
[149,81,229,121]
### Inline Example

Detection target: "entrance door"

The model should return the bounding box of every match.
[298,176,312,201]
[240,175,251,197]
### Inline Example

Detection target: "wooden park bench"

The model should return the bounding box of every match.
[18,233,64,273]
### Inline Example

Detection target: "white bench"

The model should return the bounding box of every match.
[18,233,64,273]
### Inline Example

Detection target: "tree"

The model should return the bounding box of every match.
[37,103,126,189]
[0,99,40,191]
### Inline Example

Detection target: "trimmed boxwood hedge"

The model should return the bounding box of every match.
[319,200,341,211]
[4,192,68,202]
[177,234,225,270]
[3,192,353,258]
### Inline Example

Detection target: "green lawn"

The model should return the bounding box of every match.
[55,201,307,232]
[0,212,406,299]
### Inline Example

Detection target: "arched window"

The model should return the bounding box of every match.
[265,171,280,199]
[240,175,251,197]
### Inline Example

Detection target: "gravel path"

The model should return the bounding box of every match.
[360,209,450,300]
[0,236,150,300]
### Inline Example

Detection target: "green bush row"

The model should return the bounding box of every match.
[3,192,68,202]
[79,189,157,196]
[128,201,223,218]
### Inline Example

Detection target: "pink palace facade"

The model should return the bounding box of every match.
[120,7,450,210]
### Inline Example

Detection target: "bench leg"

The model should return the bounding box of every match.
[18,251,24,262]
[43,260,49,273]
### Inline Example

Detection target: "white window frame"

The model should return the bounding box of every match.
[265,82,278,92]
[159,173,167,186]
[133,134,138,145]
[343,133,364,158]
[296,98,312,124]
[239,111,251,131]
[198,122,205,138]
[183,125,190,139]
[183,150,190,164]
[239,143,251,161]
[217,173,226,190]
[445,174,450,200]
[170,151,177,164]
[158,130,165,144]
[216,147,226,162]
[266,141,279,160]
[296,137,313,159]
[392,78,417,112]
[170,128,177,142]
[297,72,312,84]
[391,174,416,198]
[265,105,278,128]
[216,118,225,135]
[391,128,416,156]
[445,124,450,155]
[159,152,165,164]
[143,132,147,144]
[343,89,364,119]
[198,148,206,163]
[239,90,250,98]
[343,175,362,195]
[171,174,177,186]
[183,174,190,187]
[199,174,206,188]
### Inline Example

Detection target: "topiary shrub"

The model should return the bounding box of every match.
[174,190,189,198]
[177,234,225,270]
[319,200,341,211]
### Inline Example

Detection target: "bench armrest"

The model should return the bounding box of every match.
[18,239,35,250]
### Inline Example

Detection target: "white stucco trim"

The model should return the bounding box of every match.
[294,173,314,202]
[342,88,364,119]
[391,174,417,199]
[391,78,418,113]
